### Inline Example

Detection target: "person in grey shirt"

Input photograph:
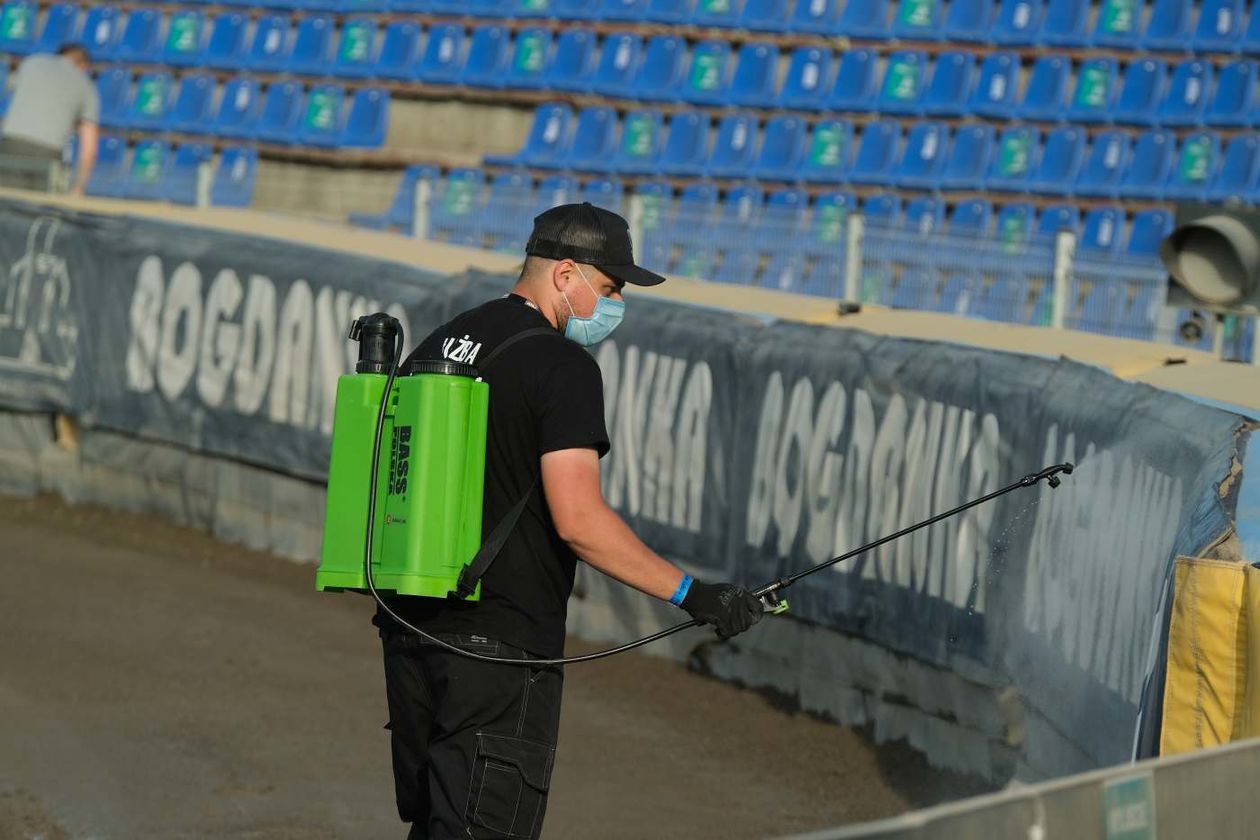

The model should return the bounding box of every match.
[1,43,98,194]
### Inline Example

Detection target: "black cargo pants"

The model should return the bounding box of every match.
[380,627,563,840]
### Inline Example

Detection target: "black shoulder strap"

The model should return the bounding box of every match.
[452,326,559,600]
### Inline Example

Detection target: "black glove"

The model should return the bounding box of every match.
[681,580,764,640]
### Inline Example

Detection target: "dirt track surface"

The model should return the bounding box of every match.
[0,494,987,840]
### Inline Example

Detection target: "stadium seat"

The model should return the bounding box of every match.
[342,87,388,148]
[877,51,928,115]
[741,0,791,31]
[658,110,710,175]
[1074,130,1131,197]
[669,182,719,278]
[633,35,688,102]
[904,196,945,235]
[204,13,248,71]
[160,11,207,68]
[896,121,950,189]
[1037,203,1080,239]
[211,77,262,139]
[1164,131,1221,200]
[1205,60,1256,127]
[940,123,994,190]
[968,52,1020,119]
[536,175,579,212]
[790,0,843,34]
[126,72,173,132]
[1028,125,1085,195]
[563,106,618,171]
[430,168,486,247]
[942,0,993,41]
[85,136,126,198]
[826,48,878,111]
[375,22,422,81]
[1113,59,1169,125]
[460,26,510,88]
[1067,58,1119,123]
[162,142,212,205]
[1127,208,1173,255]
[1143,0,1194,51]
[1040,0,1088,45]
[0,0,36,55]
[114,8,160,63]
[124,140,169,201]
[986,126,1040,191]
[610,109,664,174]
[780,47,833,110]
[862,192,902,229]
[1193,0,1245,52]
[600,0,650,21]
[1092,0,1141,47]
[489,103,572,167]
[752,115,808,181]
[1017,55,1071,121]
[417,24,466,85]
[590,33,642,97]
[167,73,215,134]
[502,28,554,89]
[255,81,304,144]
[580,176,624,211]
[1244,3,1260,55]
[332,18,379,79]
[633,180,672,271]
[714,183,763,265]
[729,42,779,107]
[81,6,121,61]
[482,171,535,250]
[892,0,944,40]
[799,191,853,297]
[1117,129,1176,198]
[993,0,1044,45]
[1207,134,1260,200]
[706,111,759,178]
[95,68,131,129]
[1159,60,1213,125]
[760,187,809,243]
[921,52,974,117]
[839,0,890,38]
[681,40,733,105]
[349,164,441,229]
[248,15,292,74]
[948,198,993,235]
[646,0,697,24]
[545,29,595,92]
[890,269,938,310]
[693,0,742,26]
[849,120,901,186]
[797,119,853,182]
[995,202,1035,246]
[34,3,76,53]
[210,146,257,208]
[1078,207,1124,255]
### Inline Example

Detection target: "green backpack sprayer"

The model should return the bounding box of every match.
[317,312,1075,667]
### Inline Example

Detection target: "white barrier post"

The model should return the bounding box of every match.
[1051,230,1076,330]
[411,179,432,240]
[843,213,864,303]
[626,193,644,256]
[195,162,213,208]
[1253,316,1260,365]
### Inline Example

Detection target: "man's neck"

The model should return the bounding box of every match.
[510,286,559,330]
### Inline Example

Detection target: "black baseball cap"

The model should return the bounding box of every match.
[525,202,666,287]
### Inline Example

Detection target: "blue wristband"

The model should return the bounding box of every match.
[669,574,693,607]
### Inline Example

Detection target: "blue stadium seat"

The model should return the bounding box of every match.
[85,136,126,197]
[463,0,510,15]
[114,8,160,63]
[797,119,853,182]
[1206,60,1256,127]
[890,269,938,310]
[714,182,763,261]
[940,123,994,190]
[430,168,485,247]
[877,51,928,115]
[799,191,854,297]
[417,24,466,85]
[332,18,379,79]
[34,3,77,53]
[633,180,672,271]
[545,29,595,92]
[295,86,345,147]
[633,35,687,102]
[81,6,121,61]
[849,119,901,186]
[693,0,742,26]
[862,192,902,229]
[904,196,945,236]
[948,198,993,235]
[705,111,759,178]
[205,13,248,71]
[968,52,1020,118]
[1244,2,1260,55]
[668,182,719,278]
[752,115,808,181]
[1017,55,1071,121]
[460,26,510,88]
[646,0,697,24]
[342,87,388,148]
[1092,0,1141,47]
[610,109,664,174]
[1067,58,1118,124]
[896,121,950,189]
[375,22,422,81]
[978,274,1030,322]
[994,202,1035,247]
[826,48,878,111]
[590,33,642,97]
[1127,209,1173,256]
[95,68,131,129]
[1159,60,1213,126]
[600,0,650,22]
[535,175,579,212]
[0,0,37,55]
[760,187,809,244]
[124,140,169,201]
[168,73,215,134]
[681,40,733,105]
[1113,59,1168,125]
[741,0,791,31]
[503,28,554,89]
[729,42,779,107]
[1079,207,1124,255]
[942,0,993,41]
[1164,131,1221,200]
[1074,130,1131,197]
[210,146,258,207]
[563,106,618,171]
[161,11,207,68]
[126,72,173,132]
[1040,0,1088,45]
[1143,0,1194,51]
[658,110,710,175]
[211,77,262,139]
[1037,203,1080,239]
[580,176,624,211]
[780,47,833,110]
[482,171,535,251]
[488,103,572,167]
[162,142,212,205]
[1028,125,1085,195]
[892,0,944,40]
[921,52,974,117]
[1117,129,1176,198]
[248,15,292,74]
[986,126,1040,191]
[1193,0,1245,52]
[1207,135,1260,200]
[790,0,843,34]
[839,0,890,38]
[993,0,1044,45]
[349,164,441,229]
[255,81,304,144]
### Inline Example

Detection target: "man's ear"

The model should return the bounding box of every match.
[551,259,575,293]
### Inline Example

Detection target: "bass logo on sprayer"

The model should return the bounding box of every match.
[389,425,412,496]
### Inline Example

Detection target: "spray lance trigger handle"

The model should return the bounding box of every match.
[755,580,791,615]
[1020,462,1074,490]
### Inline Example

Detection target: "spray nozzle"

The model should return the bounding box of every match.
[350,313,402,375]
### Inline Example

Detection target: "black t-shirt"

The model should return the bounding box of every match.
[375,294,610,657]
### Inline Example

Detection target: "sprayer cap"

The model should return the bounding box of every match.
[402,359,478,378]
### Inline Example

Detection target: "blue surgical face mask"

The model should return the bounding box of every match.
[563,266,624,347]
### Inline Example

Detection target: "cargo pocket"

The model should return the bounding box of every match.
[466,732,555,839]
